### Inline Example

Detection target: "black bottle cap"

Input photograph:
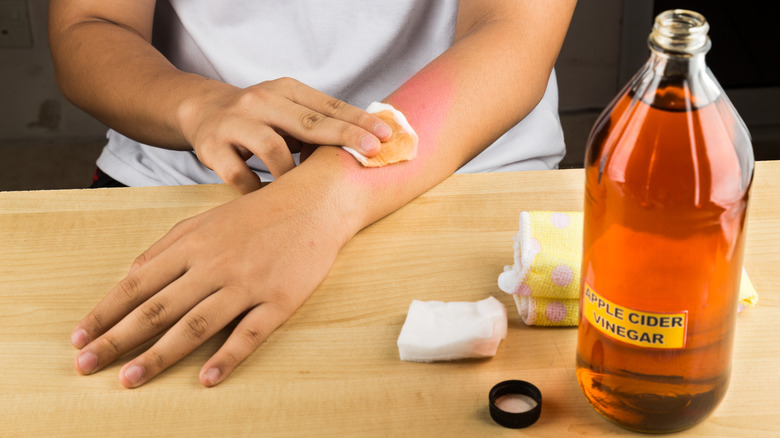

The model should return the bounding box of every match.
[489,380,542,429]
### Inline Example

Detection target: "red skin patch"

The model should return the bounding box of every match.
[341,60,455,187]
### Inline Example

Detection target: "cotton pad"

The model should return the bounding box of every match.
[397,296,508,362]
[343,102,418,167]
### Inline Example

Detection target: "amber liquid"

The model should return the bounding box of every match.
[576,84,751,433]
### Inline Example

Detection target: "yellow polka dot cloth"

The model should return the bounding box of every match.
[497,211,758,327]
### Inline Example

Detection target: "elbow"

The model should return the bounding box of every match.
[48,22,102,113]
[49,51,75,105]
[48,23,80,107]
[49,51,83,109]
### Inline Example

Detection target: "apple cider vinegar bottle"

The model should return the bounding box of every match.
[576,10,754,433]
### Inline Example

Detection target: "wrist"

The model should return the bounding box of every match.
[175,77,239,149]
[277,149,374,247]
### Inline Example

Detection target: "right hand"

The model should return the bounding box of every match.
[177,77,392,193]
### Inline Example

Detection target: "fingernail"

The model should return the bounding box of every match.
[360,134,379,154]
[71,329,89,348]
[202,368,221,386]
[373,123,392,139]
[77,351,98,373]
[124,365,145,385]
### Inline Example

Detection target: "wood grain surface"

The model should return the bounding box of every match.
[1,162,777,437]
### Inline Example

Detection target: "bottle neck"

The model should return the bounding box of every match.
[647,9,710,78]
[648,48,707,79]
[649,9,711,56]
[636,48,718,111]
[629,10,721,111]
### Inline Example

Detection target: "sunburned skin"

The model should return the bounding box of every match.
[368,109,416,166]
[342,103,418,167]
[340,60,454,187]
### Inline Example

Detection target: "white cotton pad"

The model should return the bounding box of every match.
[397,296,508,362]
[343,102,418,167]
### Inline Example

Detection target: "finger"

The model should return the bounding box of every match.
[274,78,393,143]
[234,144,254,161]
[116,287,250,388]
[207,144,263,194]
[257,80,389,157]
[241,129,296,179]
[198,302,290,387]
[71,244,188,350]
[282,135,304,154]
[74,270,214,375]
[267,99,385,158]
[220,122,297,180]
[128,218,195,274]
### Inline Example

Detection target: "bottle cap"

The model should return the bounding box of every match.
[488,380,542,429]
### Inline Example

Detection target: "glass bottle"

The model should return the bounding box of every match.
[576,9,754,433]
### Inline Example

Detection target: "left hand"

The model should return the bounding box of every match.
[70,182,348,387]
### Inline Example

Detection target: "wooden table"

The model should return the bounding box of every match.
[1,162,778,437]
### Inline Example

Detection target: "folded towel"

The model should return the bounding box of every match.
[397,296,507,362]
[498,211,758,327]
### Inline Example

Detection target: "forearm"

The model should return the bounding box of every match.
[66,0,576,388]
[286,0,576,237]
[48,1,228,149]
[49,0,393,188]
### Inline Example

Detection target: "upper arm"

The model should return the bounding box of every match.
[47,0,166,115]
[454,0,577,66]
[451,0,576,109]
[48,0,157,44]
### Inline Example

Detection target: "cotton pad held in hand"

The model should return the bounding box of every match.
[397,296,508,362]
[343,102,418,167]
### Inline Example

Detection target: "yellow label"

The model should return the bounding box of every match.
[583,284,687,349]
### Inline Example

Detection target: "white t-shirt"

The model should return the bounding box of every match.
[97,0,565,186]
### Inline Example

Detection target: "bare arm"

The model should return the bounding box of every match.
[48,0,391,192]
[316,0,576,229]
[69,0,577,388]
[49,0,184,147]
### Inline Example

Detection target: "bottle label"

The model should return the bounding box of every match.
[583,283,687,349]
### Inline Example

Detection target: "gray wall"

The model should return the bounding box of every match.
[0,0,106,142]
